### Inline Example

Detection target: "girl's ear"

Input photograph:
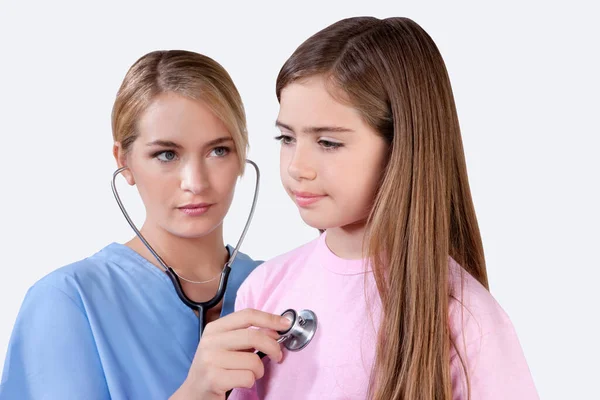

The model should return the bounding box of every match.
[112,142,135,186]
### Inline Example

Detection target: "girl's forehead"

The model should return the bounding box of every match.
[278,78,363,130]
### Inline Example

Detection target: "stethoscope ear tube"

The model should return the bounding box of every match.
[113,160,318,399]
[111,160,260,338]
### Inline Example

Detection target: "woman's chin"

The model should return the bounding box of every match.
[166,222,222,240]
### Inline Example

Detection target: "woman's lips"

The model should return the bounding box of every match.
[178,203,212,216]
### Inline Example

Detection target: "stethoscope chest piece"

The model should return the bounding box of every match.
[277,309,318,352]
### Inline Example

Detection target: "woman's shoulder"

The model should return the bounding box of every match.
[223,247,264,307]
[228,247,263,275]
[29,243,144,305]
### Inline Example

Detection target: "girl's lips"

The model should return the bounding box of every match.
[293,192,326,207]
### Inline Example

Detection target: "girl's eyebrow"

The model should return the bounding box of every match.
[275,120,354,134]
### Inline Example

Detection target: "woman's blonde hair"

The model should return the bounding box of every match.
[112,50,248,171]
[276,17,488,399]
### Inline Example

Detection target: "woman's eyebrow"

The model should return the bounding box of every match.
[146,140,182,148]
[145,137,233,148]
[205,137,234,147]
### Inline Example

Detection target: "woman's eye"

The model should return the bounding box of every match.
[210,146,230,157]
[156,150,177,162]
[274,135,295,145]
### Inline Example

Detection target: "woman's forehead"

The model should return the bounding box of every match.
[136,92,232,145]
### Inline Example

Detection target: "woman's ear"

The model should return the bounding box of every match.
[113,142,135,186]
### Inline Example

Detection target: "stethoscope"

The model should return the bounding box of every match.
[111,159,317,354]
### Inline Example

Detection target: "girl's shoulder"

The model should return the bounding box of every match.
[448,258,513,342]
[447,261,539,398]
[234,235,323,308]
[245,235,321,281]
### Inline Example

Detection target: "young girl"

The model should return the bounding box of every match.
[227,17,539,399]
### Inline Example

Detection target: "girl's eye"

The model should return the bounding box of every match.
[156,150,177,162]
[318,139,343,150]
[210,146,230,157]
[274,134,295,145]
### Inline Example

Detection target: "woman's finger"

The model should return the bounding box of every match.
[204,308,290,335]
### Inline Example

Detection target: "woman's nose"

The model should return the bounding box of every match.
[180,160,210,194]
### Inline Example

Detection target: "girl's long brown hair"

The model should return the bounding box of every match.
[276,17,488,399]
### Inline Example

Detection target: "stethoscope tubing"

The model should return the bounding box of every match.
[111,159,261,337]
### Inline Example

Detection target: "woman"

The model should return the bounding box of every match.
[0,50,286,399]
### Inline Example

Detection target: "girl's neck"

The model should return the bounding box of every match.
[126,222,228,282]
[325,221,367,260]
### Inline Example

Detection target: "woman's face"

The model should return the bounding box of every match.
[115,92,240,239]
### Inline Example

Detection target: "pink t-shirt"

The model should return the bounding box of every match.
[230,233,538,399]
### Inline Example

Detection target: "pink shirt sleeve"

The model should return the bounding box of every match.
[451,322,539,399]
[448,261,539,399]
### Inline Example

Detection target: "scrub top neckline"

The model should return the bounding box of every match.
[104,242,234,320]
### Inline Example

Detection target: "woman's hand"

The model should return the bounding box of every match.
[170,309,291,400]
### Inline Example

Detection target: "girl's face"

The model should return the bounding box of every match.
[277,76,388,231]
[114,92,240,239]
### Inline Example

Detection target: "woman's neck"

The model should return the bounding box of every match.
[126,222,229,283]
[325,221,367,260]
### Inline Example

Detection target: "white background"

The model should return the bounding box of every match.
[1,1,598,398]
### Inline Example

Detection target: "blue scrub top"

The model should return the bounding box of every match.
[0,243,261,399]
